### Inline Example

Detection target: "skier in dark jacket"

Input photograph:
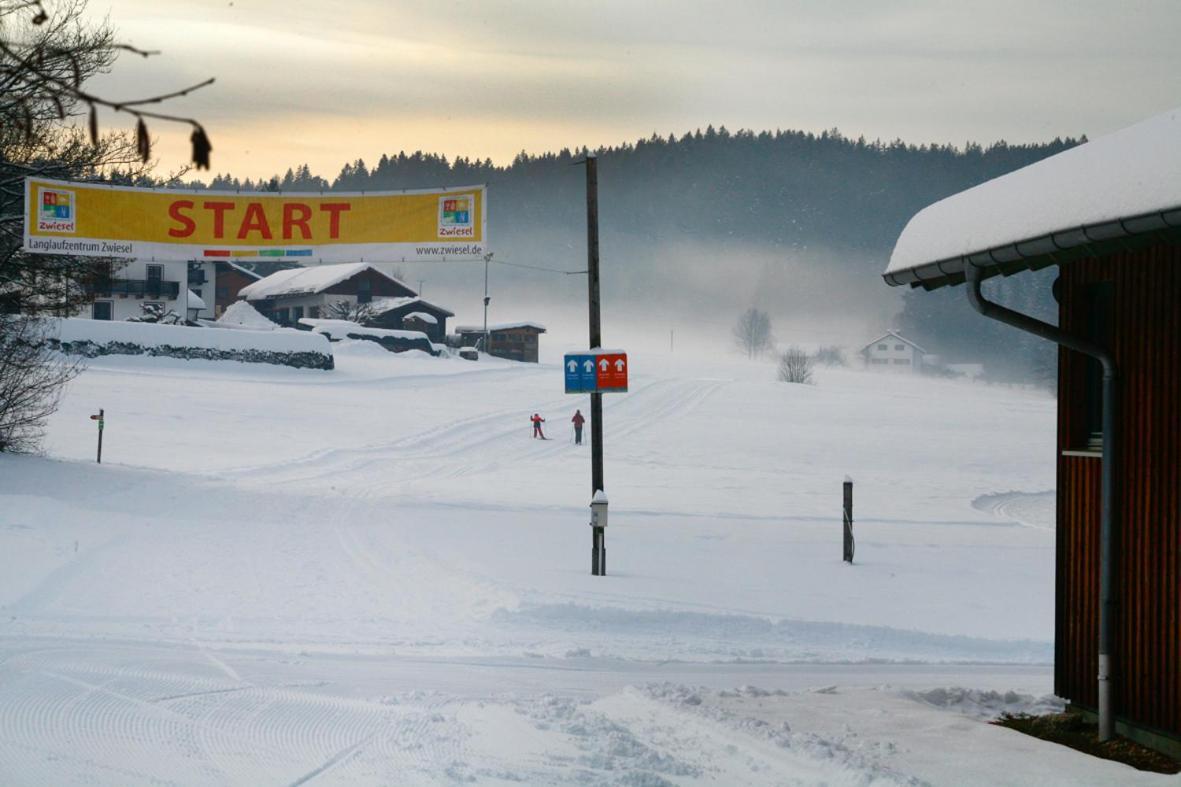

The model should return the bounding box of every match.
[571,409,585,444]
[531,413,546,439]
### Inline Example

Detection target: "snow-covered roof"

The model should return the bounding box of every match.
[455,321,547,333]
[403,311,438,324]
[369,295,454,317]
[885,107,1181,290]
[218,261,262,280]
[186,289,206,310]
[239,263,412,300]
[860,330,926,355]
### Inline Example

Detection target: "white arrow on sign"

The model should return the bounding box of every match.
[567,360,577,373]
[599,359,609,371]
[583,360,594,373]
[614,359,625,371]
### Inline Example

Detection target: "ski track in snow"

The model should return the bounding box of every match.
[215,376,725,492]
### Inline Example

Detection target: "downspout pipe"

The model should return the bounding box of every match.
[964,263,1118,742]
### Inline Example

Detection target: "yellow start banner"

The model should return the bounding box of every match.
[23,177,488,262]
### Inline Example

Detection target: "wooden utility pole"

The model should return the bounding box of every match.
[586,153,606,576]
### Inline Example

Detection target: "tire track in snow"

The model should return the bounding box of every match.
[6,533,133,617]
[0,644,473,785]
[971,490,1055,531]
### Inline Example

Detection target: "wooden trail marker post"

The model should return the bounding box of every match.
[89,408,104,463]
[843,477,854,564]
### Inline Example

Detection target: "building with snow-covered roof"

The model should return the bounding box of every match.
[186,260,263,320]
[456,322,547,363]
[883,107,1181,754]
[239,263,417,326]
[859,330,927,372]
[82,260,191,322]
[365,295,454,343]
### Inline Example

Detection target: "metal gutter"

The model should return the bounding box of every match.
[964,263,1119,741]
[884,206,1181,290]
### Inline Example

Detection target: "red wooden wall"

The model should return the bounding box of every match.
[1055,241,1181,741]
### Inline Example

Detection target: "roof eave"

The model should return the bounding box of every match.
[885,206,1181,291]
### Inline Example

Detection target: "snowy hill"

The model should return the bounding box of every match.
[0,345,1163,784]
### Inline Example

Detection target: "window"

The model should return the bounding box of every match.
[877,343,887,351]
[276,308,289,324]
[871,358,888,365]
[1081,283,1113,448]
[291,306,304,321]
[895,344,904,351]
[146,264,164,298]
[893,358,911,365]
[357,278,372,303]
[92,301,112,320]
[216,287,229,299]
[308,306,320,318]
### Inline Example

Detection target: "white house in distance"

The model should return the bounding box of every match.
[860,330,927,371]
[86,259,196,322]
[238,263,417,326]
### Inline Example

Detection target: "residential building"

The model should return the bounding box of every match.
[366,296,454,343]
[883,107,1181,755]
[187,260,262,319]
[859,330,926,371]
[239,263,416,326]
[85,259,190,321]
[456,322,547,363]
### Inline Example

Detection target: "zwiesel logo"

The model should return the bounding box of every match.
[438,195,474,238]
[38,187,76,233]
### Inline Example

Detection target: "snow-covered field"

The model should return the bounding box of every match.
[0,343,1172,784]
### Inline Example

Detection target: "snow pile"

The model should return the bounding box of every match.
[299,318,437,356]
[403,311,438,324]
[186,289,206,310]
[214,300,278,330]
[887,106,1181,279]
[50,317,333,369]
[299,318,428,342]
[902,687,1065,720]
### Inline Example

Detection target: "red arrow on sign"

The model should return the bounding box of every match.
[596,353,628,391]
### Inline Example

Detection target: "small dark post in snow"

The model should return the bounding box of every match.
[843,477,854,563]
[90,408,104,463]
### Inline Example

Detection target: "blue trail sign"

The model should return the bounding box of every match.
[564,353,597,393]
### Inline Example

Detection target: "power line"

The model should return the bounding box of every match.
[490,258,587,276]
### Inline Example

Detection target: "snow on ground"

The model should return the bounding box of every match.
[1,345,1172,784]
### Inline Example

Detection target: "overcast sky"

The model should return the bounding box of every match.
[86,0,1181,181]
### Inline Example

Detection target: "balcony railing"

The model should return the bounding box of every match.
[89,279,181,299]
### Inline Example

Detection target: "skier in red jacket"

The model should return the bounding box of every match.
[571,409,585,444]
[531,413,546,439]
